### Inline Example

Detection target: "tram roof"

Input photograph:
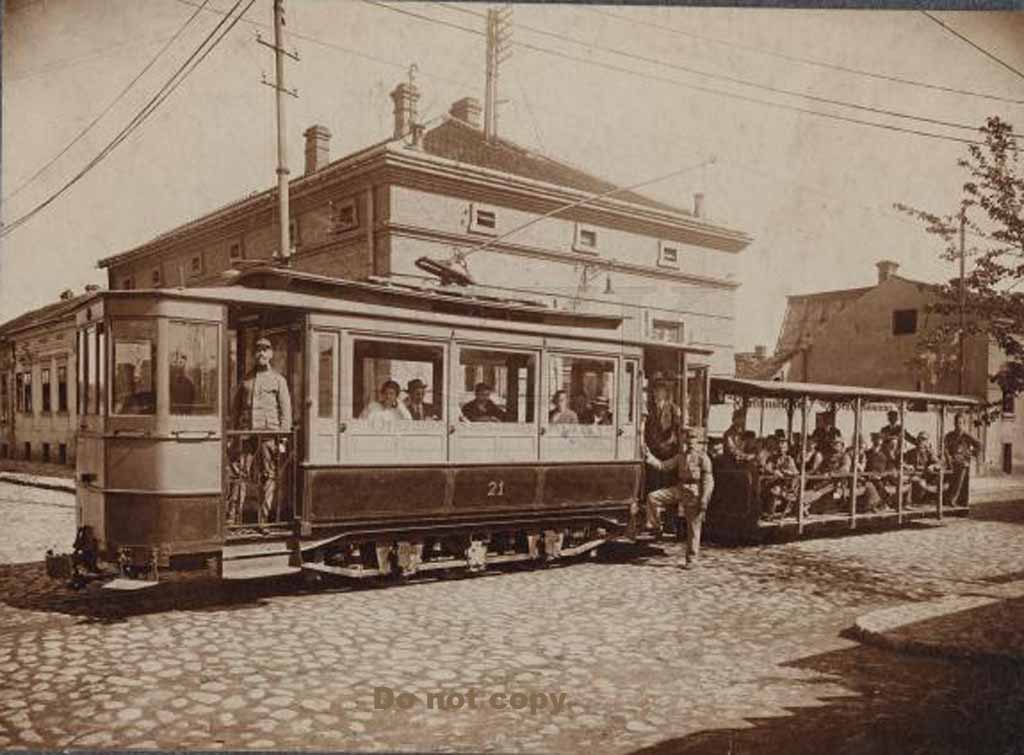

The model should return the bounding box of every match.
[712,377,982,407]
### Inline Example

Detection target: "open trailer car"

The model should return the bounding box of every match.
[57,265,711,583]
[704,377,983,544]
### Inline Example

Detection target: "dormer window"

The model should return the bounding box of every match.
[658,240,680,269]
[229,240,244,261]
[331,197,359,233]
[190,253,204,276]
[151,268,162,287]
[122,276,135,290]
[574,223,599,254]
[467,203,498,235]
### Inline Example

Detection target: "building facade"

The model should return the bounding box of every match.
[745,259,1023,476]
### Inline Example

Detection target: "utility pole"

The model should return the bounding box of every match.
[484,6,513,142]
[958,207,967,395]
[259,0,299,263]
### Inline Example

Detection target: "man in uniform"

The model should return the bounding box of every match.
[230,336,292,530]
[645,428,715,568]
[944,412,980,506]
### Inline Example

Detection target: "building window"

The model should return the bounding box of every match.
[658,240,680,269]
[651,318,684,344]
[467,203,498,236]
[0,374,7,423]
[289,218,301,249]
[190,253,204,276]
[58,443,67,465]
[151,268,162,287]
[15,373,24,413]
[1003,388,1016,417]
[573,223,599,254]
[229,240,244,261]
[41,368,51,413]
[168,320,219,416]
[892,309,918,336]
[0,444,7,459]
[23,373,33,414]
[23,442,31,461]
[331,198,359,233]
[122,276,135,290]
[42,443,50,463]
[58,365,67,413]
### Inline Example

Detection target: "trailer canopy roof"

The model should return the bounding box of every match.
[712,377,982,408]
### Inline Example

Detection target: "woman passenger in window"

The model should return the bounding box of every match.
[360,379,412,422]
[549,390,578,424]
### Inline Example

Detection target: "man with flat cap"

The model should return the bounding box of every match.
[230,336,292,530]
[645,427,715,568]
[461,382,506,422]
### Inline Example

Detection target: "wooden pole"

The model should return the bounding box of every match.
[850,397,861,529]
[798,395,808,535]
[786,399,794,442]
[897,400,906,525]
[759,397,765,437]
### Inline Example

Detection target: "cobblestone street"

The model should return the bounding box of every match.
[0,482,1023,753]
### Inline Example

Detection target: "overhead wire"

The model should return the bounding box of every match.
[363,1,985,148]
[436,1,1002,139]
[1,0,255,238]
[589,6,1024,107]
[921,11,1024,84]
[4,0,212,203]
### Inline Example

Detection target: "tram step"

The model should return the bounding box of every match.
[221,552,299,581]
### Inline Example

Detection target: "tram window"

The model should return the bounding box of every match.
[458,348,536,423]
[112,320,157,415]
[86,325,98,415]
[687,366,708,428]
[621,362,637,424]
[318,333,335,419]
[352,339,444,422]
[547,354,615,425]
[168,321,219,415]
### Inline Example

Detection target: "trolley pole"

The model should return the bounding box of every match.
[259,0,300,263]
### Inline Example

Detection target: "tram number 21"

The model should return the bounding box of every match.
[487,480,505,497]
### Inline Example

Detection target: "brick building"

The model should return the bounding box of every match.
[744,259,1023,476]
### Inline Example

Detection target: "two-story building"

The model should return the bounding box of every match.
[744,259,1022,476]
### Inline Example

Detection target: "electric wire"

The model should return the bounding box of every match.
[922,11,1024,84]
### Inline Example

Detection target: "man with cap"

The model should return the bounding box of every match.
[644,378,682,493]
[943,412,980,506]
[880,410,917,448]
[461,382,506,422]
[230,336,292,529]
[645,427,715,567]
[405,378,436,421]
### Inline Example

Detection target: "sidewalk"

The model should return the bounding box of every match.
[853,580,1024,664]
[968,474,1024,504]
[0,471,74,493]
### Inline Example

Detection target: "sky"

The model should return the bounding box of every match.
[3,1,1023,353]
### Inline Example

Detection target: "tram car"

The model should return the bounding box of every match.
[63,265,711,581]
[704,377,982,544]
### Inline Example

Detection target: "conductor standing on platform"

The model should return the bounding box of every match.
[645,428,715,568]
[230,336,292,529]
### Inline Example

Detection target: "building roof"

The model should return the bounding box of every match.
[421,117,688,216]
[0,292,91,336]
[735,350,793,381]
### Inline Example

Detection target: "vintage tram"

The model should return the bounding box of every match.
[67,265,711,582]
[704,377,981,544]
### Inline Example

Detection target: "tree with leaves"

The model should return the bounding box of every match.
[897,115,1024,402]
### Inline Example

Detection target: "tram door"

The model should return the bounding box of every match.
[616,359,640,460]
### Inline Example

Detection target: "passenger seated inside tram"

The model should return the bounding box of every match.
[759,436,799,519]
[907,431,941,502]
[360,379,412,422]
[879,410,918,448]
[404,378,438,421]
[803,436,852,513]
[460,382,506,422]
[571,393,594,424]
[549,390,579,424]
[591,397,613,426]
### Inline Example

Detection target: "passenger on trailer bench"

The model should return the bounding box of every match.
[230,336,292,529]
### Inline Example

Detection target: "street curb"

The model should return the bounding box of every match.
[0,472,75,494]
[852,590,1024,665]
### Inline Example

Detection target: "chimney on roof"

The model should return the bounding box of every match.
[303,124,331,175]
[59,288,74,301]
[390,80,420,140]
[754,344,766,359]
[84,284,101,293]
[450,97,482,129]
[876,259,900,284]
[693,192,705,218]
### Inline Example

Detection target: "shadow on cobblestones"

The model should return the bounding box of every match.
[0,562,322,624]
[969,500,1024,525]
[629,643,1024,755]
